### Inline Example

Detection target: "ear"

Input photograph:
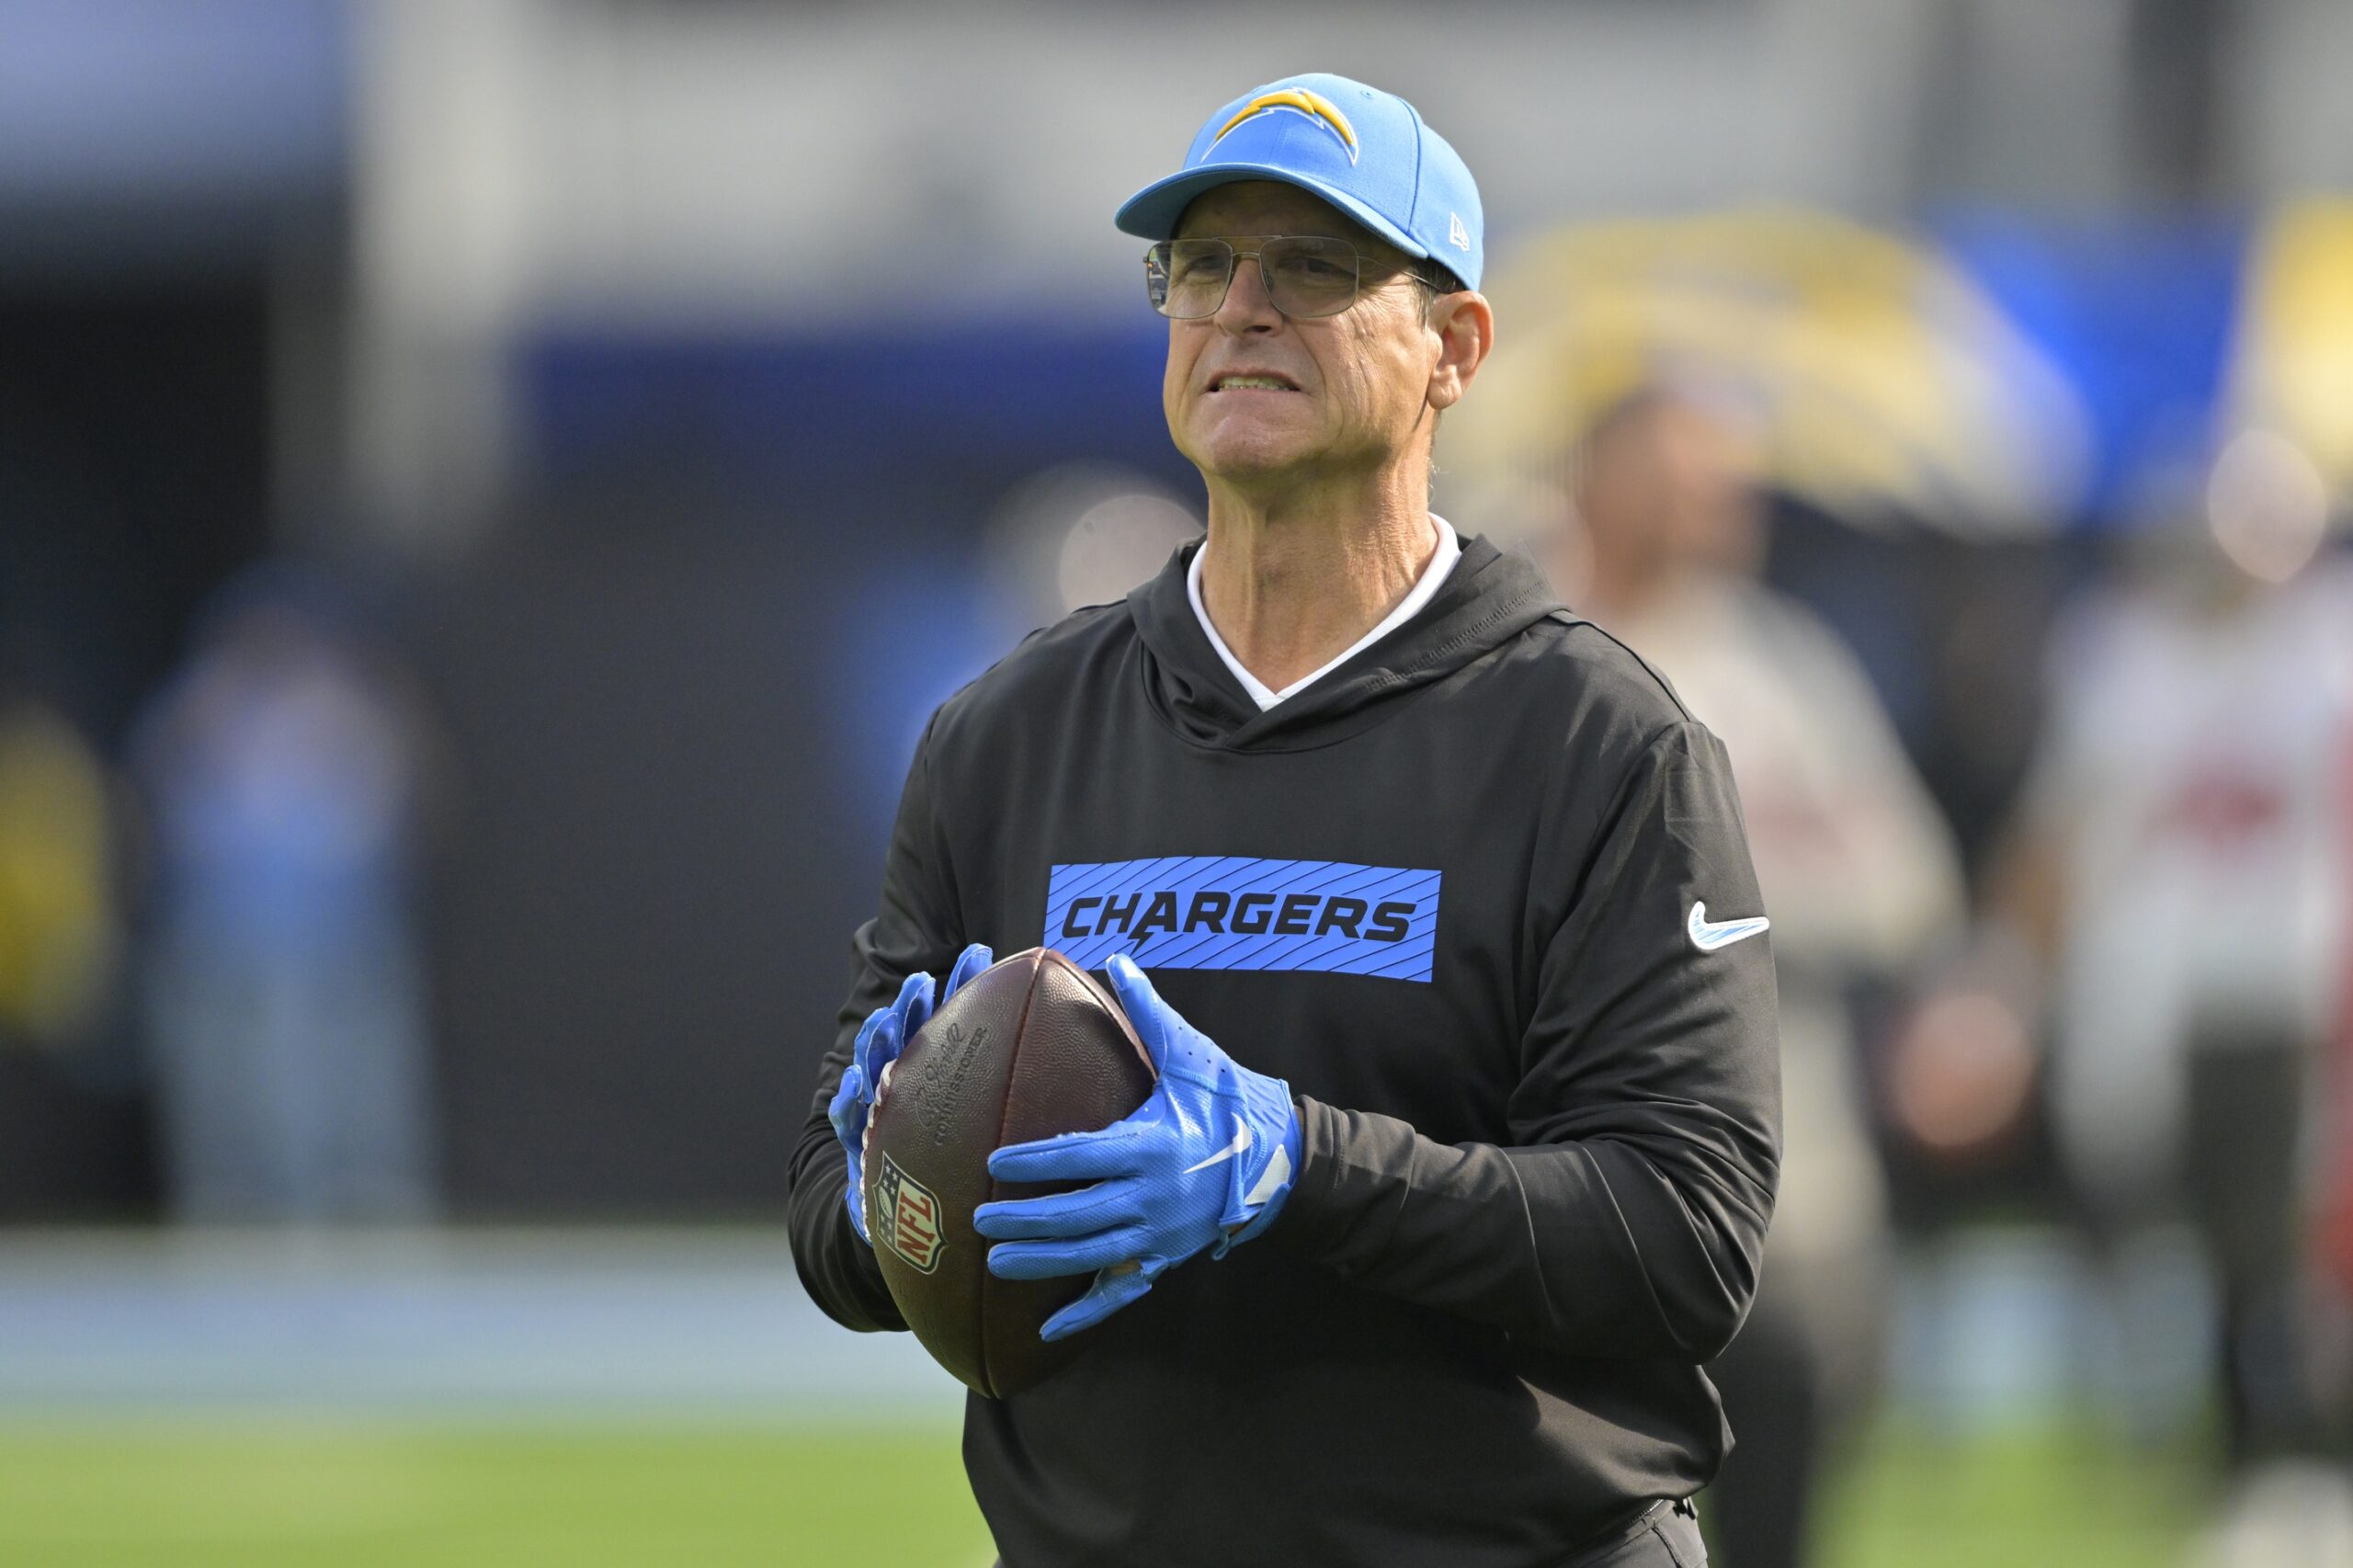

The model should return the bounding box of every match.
[1425,290,1495,415]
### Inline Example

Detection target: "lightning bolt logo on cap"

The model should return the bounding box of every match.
[1210,87,1359,165]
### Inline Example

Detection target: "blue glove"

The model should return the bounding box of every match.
[830,943,993,1244]
[972,952,1302,1341]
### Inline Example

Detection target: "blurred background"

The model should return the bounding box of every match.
[3,0,2350,1563]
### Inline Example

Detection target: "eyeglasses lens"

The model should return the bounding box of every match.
[1145,238,1362,319]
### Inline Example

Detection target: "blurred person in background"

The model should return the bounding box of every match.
[0,653,118,1054]
[1550,388,1968,1568]
[1952,437,2353,1561]
[131,563,441,1222]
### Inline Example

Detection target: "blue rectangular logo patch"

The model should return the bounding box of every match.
[1043,857,1440,983]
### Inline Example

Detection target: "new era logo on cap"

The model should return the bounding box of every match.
[1115,72,1486,290]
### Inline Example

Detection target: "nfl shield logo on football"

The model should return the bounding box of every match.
[874,1153,945,1274]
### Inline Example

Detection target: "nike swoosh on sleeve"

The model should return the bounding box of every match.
[1688,901,1771,952]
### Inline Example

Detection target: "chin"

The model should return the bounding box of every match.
[1187,415,1320,481]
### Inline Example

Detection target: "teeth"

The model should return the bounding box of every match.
[1216,376,1291,391]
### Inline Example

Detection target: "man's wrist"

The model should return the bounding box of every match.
[1259,1095,1345,1257]
[1225,1097,1310,1247]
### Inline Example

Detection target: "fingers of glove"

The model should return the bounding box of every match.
[1038,1261,1161,1343]
[853,1006,906,1089]
[972,1179,1147,1242]
[941,943,994,1005]
[849,1007,891,1086]
[986,1124,1147,1185]
[835,1077,870,1226]
[1108,953,1233,1090]
[1102,954,1176,1072]
[892,970,938,1041]
[826,1062,869,1141]
[985,1225,1153,1280]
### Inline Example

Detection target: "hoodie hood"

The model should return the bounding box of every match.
[1126,532,1565,751]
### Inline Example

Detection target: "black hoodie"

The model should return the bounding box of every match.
[789,534,1780,1567]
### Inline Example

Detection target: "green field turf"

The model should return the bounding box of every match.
[0,1423,988,1568]
[1814,1421,2205,1568]
[0,1417,2201,1567]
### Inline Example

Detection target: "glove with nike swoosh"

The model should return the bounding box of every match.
[972,952,1302,1341]
[830,943,995,1244]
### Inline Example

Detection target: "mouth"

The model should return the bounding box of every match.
[1208,373,1301,392]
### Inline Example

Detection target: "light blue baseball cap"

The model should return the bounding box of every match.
[1115,73,1484,290]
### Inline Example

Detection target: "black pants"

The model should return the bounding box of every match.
[2181,1040,2326,1464]
[987,1499,1711,1568]
[1563,1497,1711,1566]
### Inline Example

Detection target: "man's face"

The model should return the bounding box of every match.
[1580,401,1763,579]
[1162,182,1449,490]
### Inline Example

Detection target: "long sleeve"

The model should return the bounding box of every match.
[785,712,966,1334]
[1270,720,1781,1362]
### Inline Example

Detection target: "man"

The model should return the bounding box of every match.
[133,566,440,1221]
[1975,501,2353,1562]
[788,74,1778,1567]
[1559,389,1965,1568]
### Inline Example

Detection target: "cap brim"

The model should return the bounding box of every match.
[1113,164,1428,261]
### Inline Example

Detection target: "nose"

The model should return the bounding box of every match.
[1211,254,1283,336]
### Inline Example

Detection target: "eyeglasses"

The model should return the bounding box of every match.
[1143,235,1438,320]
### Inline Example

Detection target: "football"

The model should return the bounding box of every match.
[862,947,1156,1397]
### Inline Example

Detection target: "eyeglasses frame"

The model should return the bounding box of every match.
[1143,234,1449,321]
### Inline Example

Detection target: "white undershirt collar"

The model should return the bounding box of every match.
[1187,516,1461,711]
